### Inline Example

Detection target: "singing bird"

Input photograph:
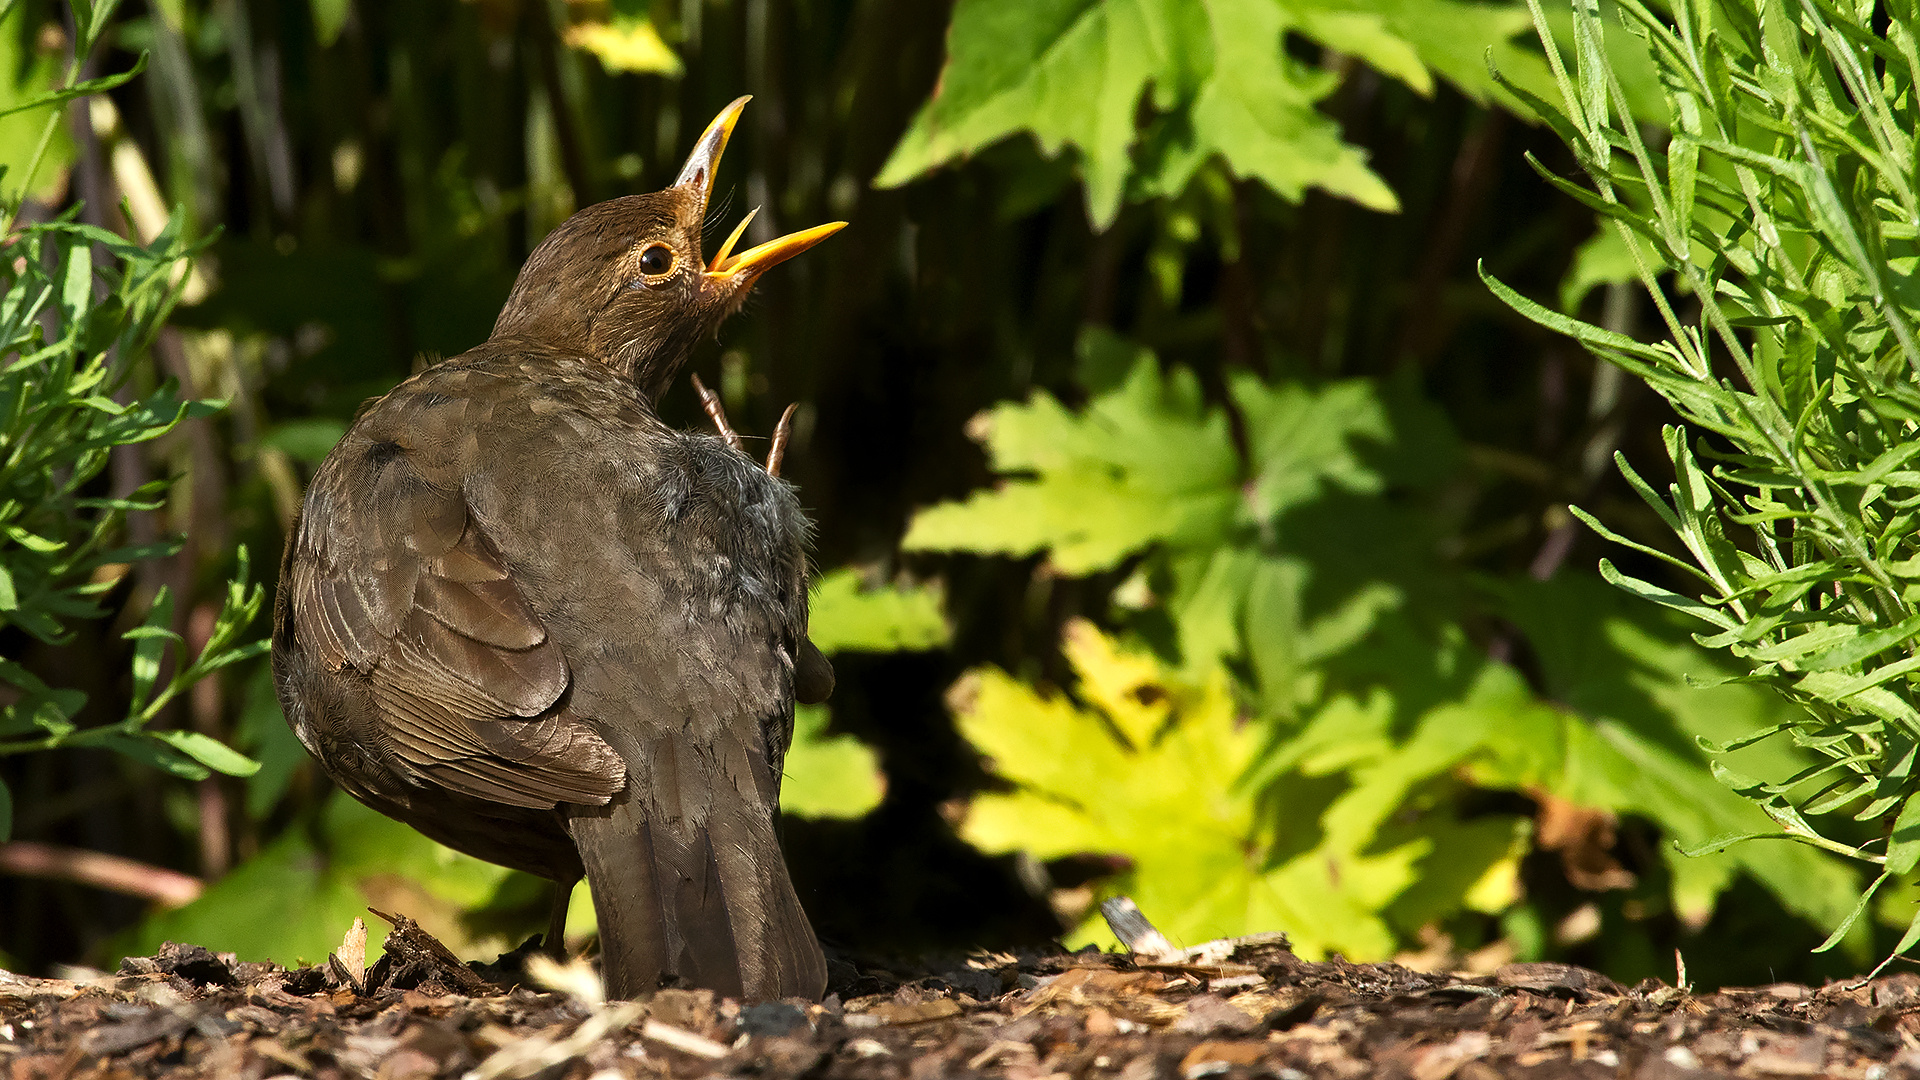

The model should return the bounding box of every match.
[272,97,843,1001]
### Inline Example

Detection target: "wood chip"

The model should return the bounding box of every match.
[866,998,962,1025]
[19,925,1920,1080]
[640,1018,731,1059]
[1180,1039,1266,1077]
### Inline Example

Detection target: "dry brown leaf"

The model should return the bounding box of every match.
[1534,791,1636,891]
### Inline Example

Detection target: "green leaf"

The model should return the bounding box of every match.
[1568,504,1710,583]
[903,353,1239,573]
[877,0,1404,225]
[956,620,1405,958]
[0,4,76,203]
[258,418,347,463]
[1167,0,1398,213]
[1598,558,1737,629]
[563,2,683,75]
[128,587,175,714]
[1231,374,1392,521]
[1481,261,1673,365]
[0,55,149,123]
[5,525,64,552]
[874,0,1188,225]
[1799,613,1920,672]
[1886,793,1920,876]
[779,704,884,819]
[59,236,93,325]
[1491,575,1861,932]
[310,0,351,47]
[1315,0,1561,108]
[1815,870,1890,952]
[101,731,210,780]
[807,568,950,653]
[152,730,261,778]
[73,0,119,53]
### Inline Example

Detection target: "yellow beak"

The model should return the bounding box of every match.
[674,96,847,284]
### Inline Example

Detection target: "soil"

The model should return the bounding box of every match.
[2,917,1916,1079]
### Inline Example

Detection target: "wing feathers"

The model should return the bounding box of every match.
[403,611,566,713]
[293,449,619,811]
[409,481,468,555]
[414,572,548,650]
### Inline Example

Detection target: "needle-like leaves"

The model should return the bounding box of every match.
[1495,0,1920,963]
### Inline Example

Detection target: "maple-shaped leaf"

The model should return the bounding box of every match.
[876,0,1558,226]
[1291,0,1547,104]
[779,567,948,819]
[902,354,1239,574]
[807,567,950,653]
[904,345,1401,577]
[130,795,517,968]
[956,619,1434,957]
[563,0,683,75]
[781,703,885,820]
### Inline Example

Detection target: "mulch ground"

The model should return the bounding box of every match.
[2,917,1916,1080]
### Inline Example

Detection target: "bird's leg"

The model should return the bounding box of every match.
[766,403,798,478]
[545,875,578,960]
[690,373,742,451]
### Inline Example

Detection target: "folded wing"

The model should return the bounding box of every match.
[291,442,624,808]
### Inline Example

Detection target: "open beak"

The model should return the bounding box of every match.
[674,95,846,287]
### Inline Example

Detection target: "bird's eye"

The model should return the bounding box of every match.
[638,244,675,277]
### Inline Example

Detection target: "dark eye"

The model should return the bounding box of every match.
[638,244,675,277]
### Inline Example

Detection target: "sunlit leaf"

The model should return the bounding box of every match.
[808,569,950,654]
[153,730,262,778]
[128,588,175,714]
[955,620,1404,956]
[903,354,1239,573]
[310,0,350,47]
[101,731,211,781]
[876,0,1560,225]
[127,795,518,967]
[779,704,884,820]
[563,2,682,76]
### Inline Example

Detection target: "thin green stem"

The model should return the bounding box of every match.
[2,53,83,236]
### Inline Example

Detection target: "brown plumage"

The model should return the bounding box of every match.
[272,97,843,1001]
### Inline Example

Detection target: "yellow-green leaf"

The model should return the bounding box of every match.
[565,13,682,76]
[780,704,885,820]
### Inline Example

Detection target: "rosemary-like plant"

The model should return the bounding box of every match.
[0,0,263,840]
[1487,0,1920,958]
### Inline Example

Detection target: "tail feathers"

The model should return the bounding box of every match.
[566,730,826,1001]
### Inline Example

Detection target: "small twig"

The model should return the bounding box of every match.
[0,841,203,908]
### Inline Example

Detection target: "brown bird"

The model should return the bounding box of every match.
[272,97,843,1002]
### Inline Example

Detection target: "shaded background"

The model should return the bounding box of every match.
[0,0,1873,988]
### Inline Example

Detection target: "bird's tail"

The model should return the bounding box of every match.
[565,728,826,1002]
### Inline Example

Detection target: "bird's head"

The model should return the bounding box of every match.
[490,96,844,400]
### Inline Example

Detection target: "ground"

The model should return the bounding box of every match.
[2,917,1916,1079]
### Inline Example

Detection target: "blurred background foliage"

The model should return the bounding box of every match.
[0,0,1893,989]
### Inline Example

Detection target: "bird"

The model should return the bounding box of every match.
[271,96,843,1002]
